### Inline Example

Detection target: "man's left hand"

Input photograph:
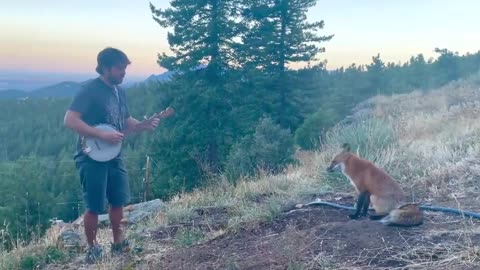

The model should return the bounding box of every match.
[143,117,160,131]
[139,107,174,132]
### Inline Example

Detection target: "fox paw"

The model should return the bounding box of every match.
[348,214,360,219]
[369,214,387,220]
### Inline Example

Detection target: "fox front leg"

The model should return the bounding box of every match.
[361,192,371,217]
[349,192,369,219]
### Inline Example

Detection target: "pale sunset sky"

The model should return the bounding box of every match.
[1,0,479,83]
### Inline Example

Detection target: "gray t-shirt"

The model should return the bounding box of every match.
[68,78,130,161]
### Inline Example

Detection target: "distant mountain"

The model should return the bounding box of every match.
[144,64,206,83]
[145,70,175,82]
[29,81,85,98]
[0,67,209,100]
[0,89,27,100]
[0,81,89,100]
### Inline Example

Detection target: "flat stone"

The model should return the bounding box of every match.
[56,229,85,253]
[73,199,166,227]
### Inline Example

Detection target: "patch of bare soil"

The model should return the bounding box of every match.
[151,206,231,242]
[149,196,480,270]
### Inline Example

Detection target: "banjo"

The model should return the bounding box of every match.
[81,107,174,162]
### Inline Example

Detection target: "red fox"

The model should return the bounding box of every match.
[326,143,423,227]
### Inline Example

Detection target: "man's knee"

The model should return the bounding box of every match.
[109,206,124,225]
[85,209,100,216]
[109,206,124,213]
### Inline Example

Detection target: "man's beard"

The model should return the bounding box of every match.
[107,74,123,85]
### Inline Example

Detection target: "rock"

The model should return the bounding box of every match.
[73,199,166,227]
[56,229,84,253]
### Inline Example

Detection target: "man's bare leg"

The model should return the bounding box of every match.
[83,210,99,246]
[109,206,124,244]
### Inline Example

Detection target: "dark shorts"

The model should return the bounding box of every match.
[75,157,131,214]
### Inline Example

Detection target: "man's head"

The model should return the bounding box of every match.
[96,47,131,85]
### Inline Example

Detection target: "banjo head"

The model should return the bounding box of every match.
[83,124,122,162]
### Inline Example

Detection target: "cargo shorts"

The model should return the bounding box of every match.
[75,157,131,214]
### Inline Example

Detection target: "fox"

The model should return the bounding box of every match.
[326,143,423,227]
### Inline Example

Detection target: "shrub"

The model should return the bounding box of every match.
[225,117,295,181]
[295,107,340,150]
[323,118,396,162]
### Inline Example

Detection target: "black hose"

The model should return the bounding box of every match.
[419,205,480,219]
[306,200,357,211]
[305,200,480,220]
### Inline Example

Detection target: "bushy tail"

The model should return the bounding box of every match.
[379,203,423,227]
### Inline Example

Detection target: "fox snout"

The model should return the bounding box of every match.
[326,164,336,173]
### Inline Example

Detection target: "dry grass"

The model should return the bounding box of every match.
[342,220,480,270]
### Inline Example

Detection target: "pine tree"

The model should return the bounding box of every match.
[240,0,333,129]
[366,54,387,95]
[150,0,244,80]
[150,0,248,177]
[241,0,333,74]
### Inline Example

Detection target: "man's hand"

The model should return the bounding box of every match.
[139,107,174,132]
[100,130,124,144]
[124,107,174,134]
[142,116,160,131]
[124,117,155,134]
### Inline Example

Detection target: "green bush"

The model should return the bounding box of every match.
[17,245,67,270]
[225,117,295,181]
[44,246,66,264]
[20,255,41,270]
[295,107,340,150]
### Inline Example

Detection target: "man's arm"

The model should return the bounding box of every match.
[65,87,104,138]
[64,110,124,143]
[64,110,104,138]
[124,116,160,135]
[124,117,143,134]
[123,107,174,135]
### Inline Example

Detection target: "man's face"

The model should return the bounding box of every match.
[104,63,128,85]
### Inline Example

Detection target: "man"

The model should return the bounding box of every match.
[64,47,160,263]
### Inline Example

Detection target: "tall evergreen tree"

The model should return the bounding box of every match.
[366,54,387,95]
[150,0,244,80]
[240,0,333,129]
[241,0,333,74]
[150,0,248,173]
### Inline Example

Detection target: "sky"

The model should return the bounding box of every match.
[1,0,479,87]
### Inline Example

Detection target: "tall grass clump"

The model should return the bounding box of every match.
[323,118,396,162]
[307,118,397,190]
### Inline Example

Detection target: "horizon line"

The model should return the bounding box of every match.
[2,47,479,80]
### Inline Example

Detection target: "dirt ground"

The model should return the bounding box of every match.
[147,194,480,270]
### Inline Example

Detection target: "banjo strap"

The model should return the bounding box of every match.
[113,86,124,131]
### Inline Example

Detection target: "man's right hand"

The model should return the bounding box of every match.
[100,130,124,144]
[64,110,125,144]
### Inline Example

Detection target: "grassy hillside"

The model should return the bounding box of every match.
[2,72,480,269]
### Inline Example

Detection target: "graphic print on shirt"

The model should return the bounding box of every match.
[105,91,123,131]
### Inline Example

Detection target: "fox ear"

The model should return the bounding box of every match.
[342,143,351,152]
